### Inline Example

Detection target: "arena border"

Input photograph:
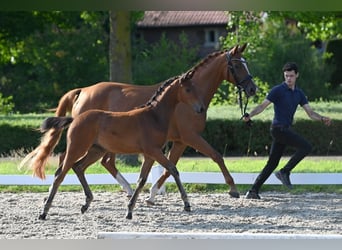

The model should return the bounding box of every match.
[97,232,342,239]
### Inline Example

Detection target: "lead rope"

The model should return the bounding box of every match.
[237,86,253,156]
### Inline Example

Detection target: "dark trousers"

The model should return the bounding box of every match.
[250,126,312,192]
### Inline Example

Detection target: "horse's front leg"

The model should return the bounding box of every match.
[182,133,239,198]
[126,157,155,220]
[145,141,186,205]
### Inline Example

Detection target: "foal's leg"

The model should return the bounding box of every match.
[39,163,71,220]
[101,153,133,197]
[40,136,92,220]
[72,146,106,213]
[145,141,186,205]
[126,156,155,220]
[153,152,191,212]
[126,152,190,220]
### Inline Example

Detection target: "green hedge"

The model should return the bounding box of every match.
[0,124,67,156]
[184,119,342,157]
[1,119,341,157]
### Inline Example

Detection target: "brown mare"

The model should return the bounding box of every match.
[34,72,204,220]
[21,44,257,213]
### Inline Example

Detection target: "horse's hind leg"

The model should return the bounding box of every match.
[101,153,133,197]
[72,145,106,213]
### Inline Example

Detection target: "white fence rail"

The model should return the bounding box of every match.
[0,165,341,185]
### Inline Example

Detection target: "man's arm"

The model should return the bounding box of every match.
[243,99,271,122]
[302,104,332,126]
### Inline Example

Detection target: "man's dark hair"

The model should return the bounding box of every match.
[282,62,298,74]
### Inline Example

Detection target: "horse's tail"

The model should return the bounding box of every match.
[20,88,80,180]
[20,117,74,180]
[55,88,81,116]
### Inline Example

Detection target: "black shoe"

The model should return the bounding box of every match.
[275,171,293,189]
[245,190,261,199]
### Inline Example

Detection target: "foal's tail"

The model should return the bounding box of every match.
[19,90,79,180]
[40,117,74,132]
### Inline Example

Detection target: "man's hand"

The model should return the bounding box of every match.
[242,113,252,127]
[242,113,250,122]
[321,116,332,126]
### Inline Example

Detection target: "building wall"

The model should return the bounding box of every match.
[135,25,228,58]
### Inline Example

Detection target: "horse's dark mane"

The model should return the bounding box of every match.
[137,48,233,109]
[189,50,228,74]
[138,70,194,109]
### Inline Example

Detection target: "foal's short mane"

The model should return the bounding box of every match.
[138,70,195,108]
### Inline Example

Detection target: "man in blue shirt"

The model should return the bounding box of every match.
[243,62,331,199]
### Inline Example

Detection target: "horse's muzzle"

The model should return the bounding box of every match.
[245,79,258,97]
[194,104,205,114]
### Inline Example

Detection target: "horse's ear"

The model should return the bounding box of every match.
[231,45,239,55]
[239,43,248,53]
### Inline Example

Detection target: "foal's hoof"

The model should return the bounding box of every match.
[184,205,191,212]
[229,191,240,198]
[39,213,47,220]
[125,212,133,220]
[81,205,88,214]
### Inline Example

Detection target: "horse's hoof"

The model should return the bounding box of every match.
[144,198,155,206]
[81,205,88,214]
[229,191,240,198]
[125,212,133,220]
[39,214,46,220]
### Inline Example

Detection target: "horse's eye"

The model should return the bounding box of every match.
[234,63,241,69]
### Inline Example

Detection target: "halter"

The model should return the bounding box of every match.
[226,52,252,120]
[226,52,253,88]
[226,51,253,156]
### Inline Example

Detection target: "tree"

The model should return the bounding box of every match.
[108,11,139,165]
[220,11,341,102]
[109,11,132,83]
[0,11,109,112]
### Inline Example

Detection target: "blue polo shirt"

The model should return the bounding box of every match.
[267,82,308,127]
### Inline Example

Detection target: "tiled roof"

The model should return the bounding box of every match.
[137,11,229,27]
